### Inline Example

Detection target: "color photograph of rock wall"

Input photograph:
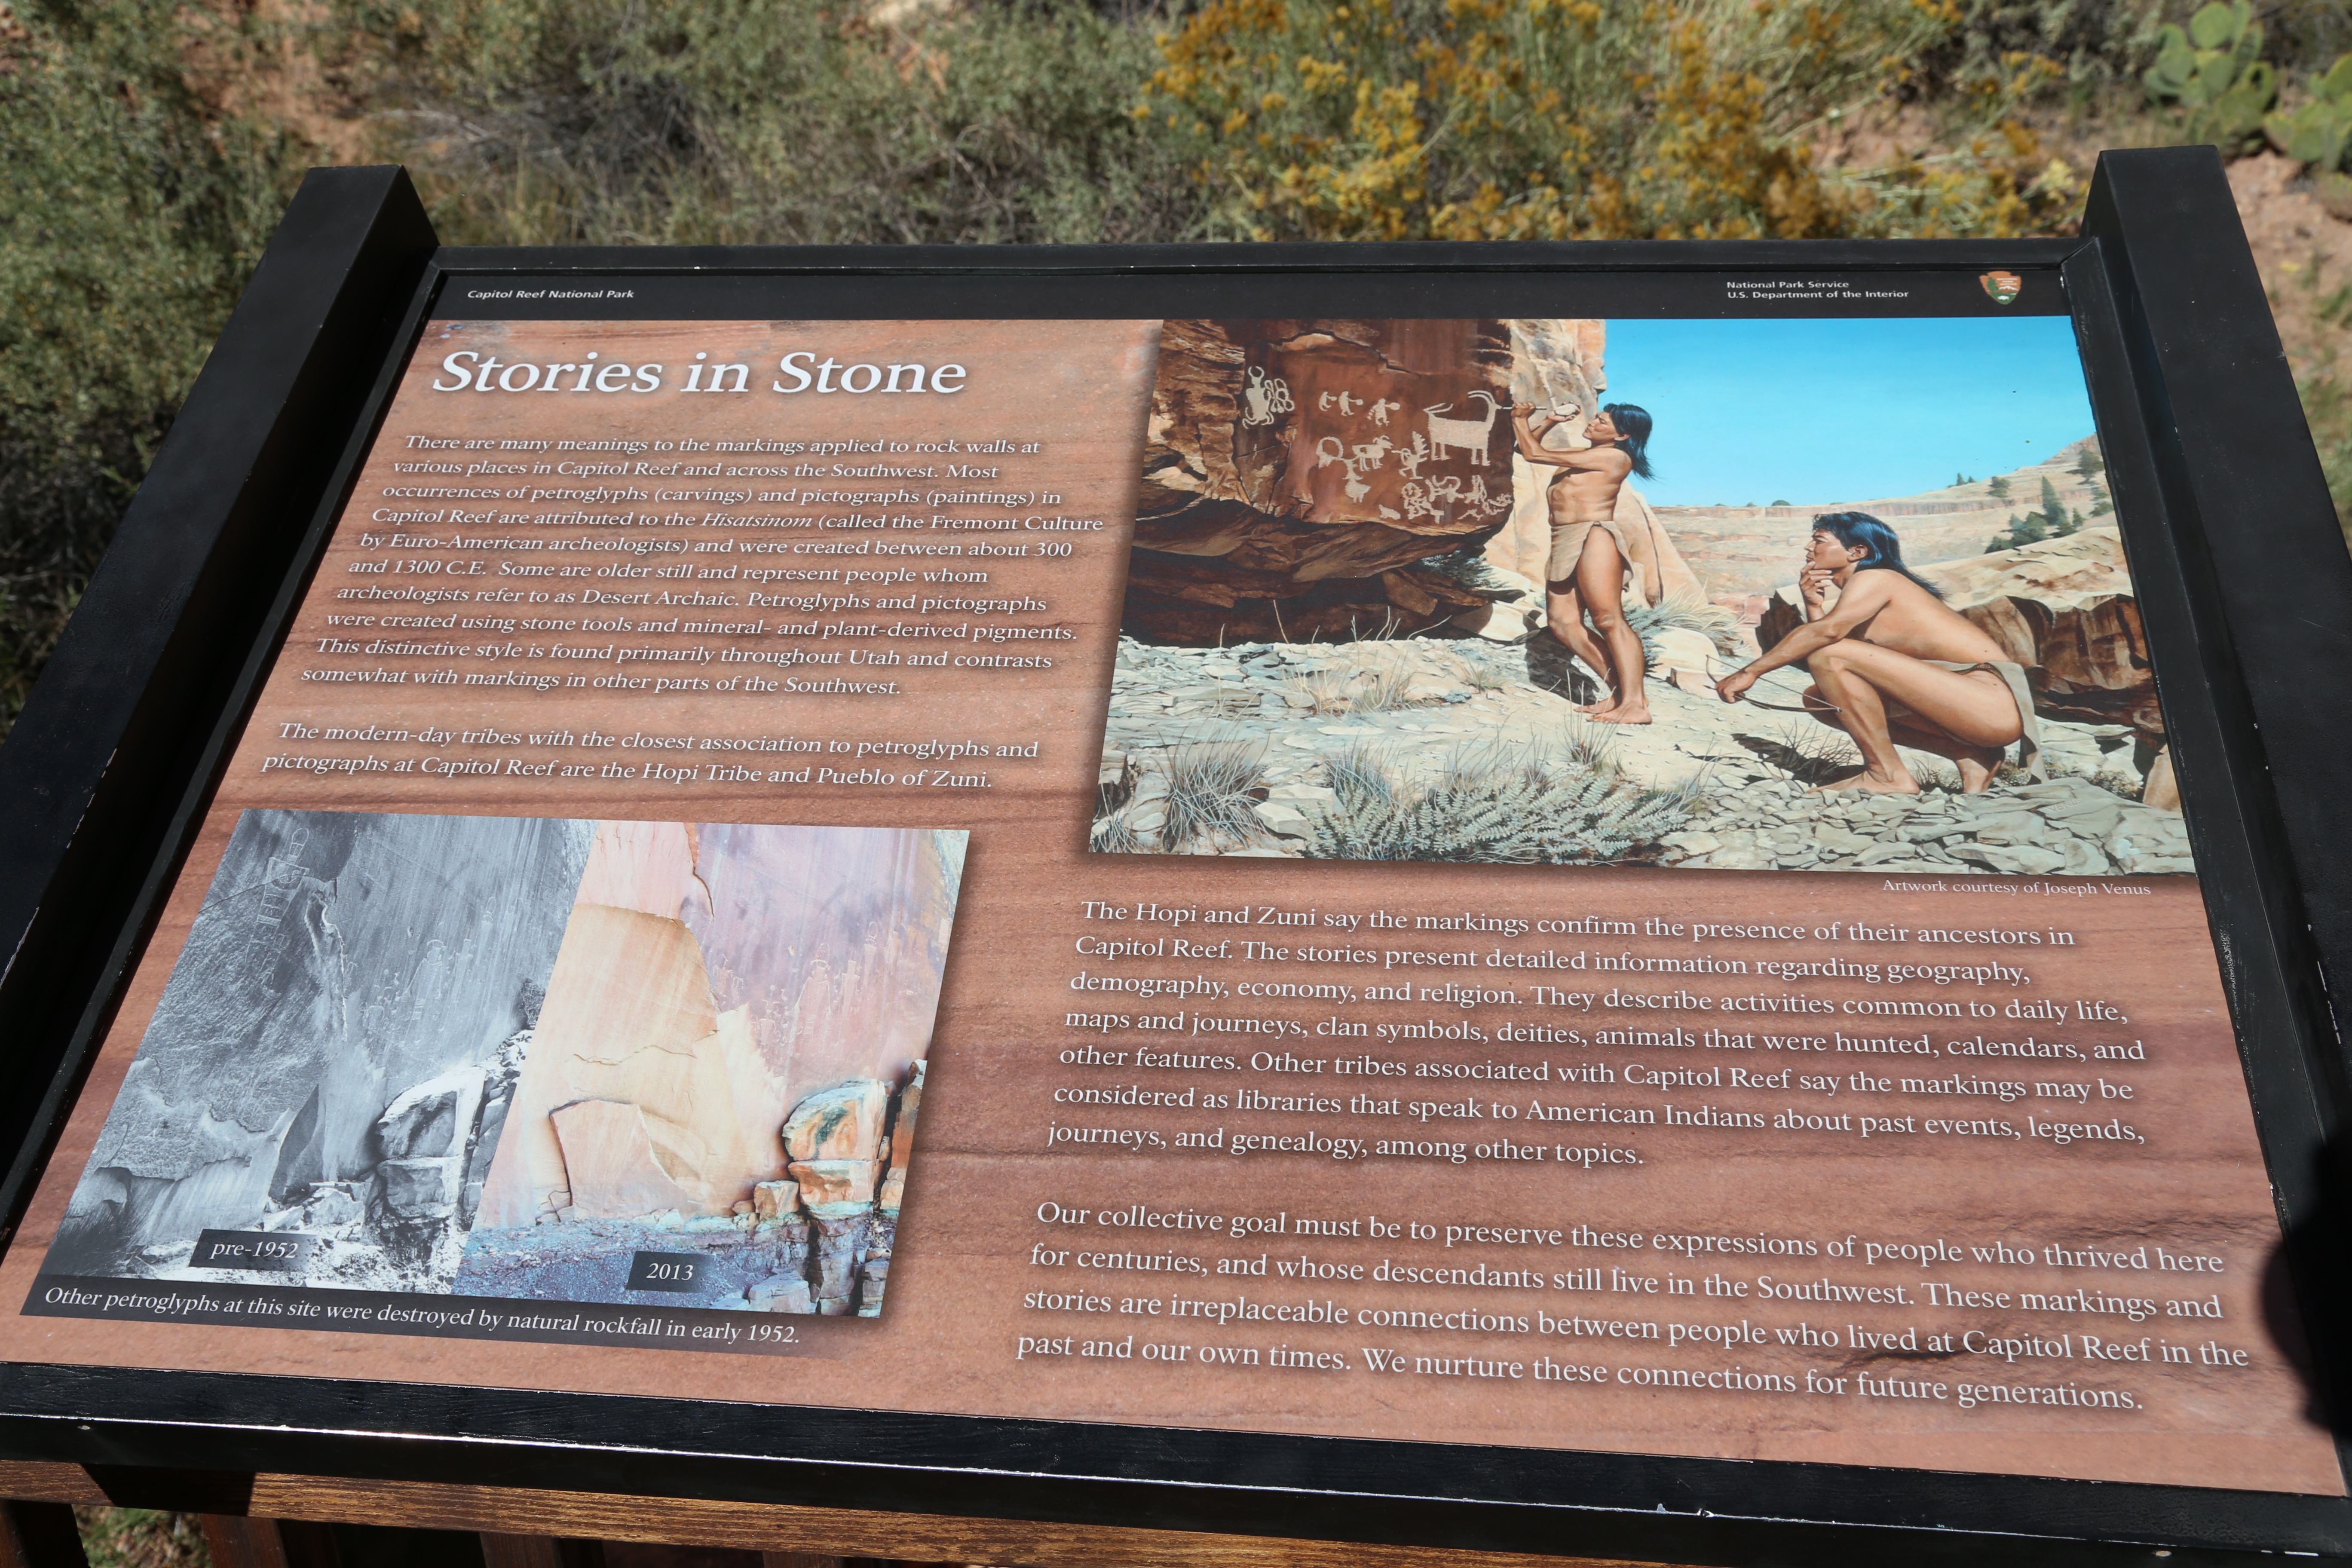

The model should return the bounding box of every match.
[1094,315,2193,876]
[44,808,593,1290]
[452,822,964,1317]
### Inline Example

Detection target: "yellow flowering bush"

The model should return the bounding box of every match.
[1145,0,2079,240]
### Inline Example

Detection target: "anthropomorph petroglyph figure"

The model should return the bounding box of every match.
[1241,365,1294,428]
[1396,432,1429,481]
[1367,396,1401,429]
[1467,474,1508,519]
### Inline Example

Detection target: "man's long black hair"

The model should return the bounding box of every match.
[1602,402,1654,479]
[1813,510,1943,596]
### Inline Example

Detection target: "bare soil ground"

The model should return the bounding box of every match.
[2227,153,2352,410]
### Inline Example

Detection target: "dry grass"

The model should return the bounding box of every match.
[1158,729,1270,850]
[1625,586,1749,662]
[1282,655,1443,716]
[74,1508,208,1568]
[1286,670,1357,716]
[1323,740,1398,812]
[1455,655,1514,694]
[1304,737,1691,864]
[1759,717,1866,786]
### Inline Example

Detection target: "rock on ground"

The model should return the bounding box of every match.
[1095,632,2185,875]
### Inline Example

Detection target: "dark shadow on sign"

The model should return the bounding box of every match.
[2261,1139,2351,1438]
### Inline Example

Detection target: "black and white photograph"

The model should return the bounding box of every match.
[44,808,591,1291]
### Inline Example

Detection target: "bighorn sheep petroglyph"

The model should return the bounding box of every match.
[1422,390,1501,466]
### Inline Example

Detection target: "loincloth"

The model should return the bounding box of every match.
[1546,517,1632,585]
[1905,659,2043,779]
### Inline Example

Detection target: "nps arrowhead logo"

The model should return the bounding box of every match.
[1980,270,2023,305]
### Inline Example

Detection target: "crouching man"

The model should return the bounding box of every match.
[1714,511,2035,794]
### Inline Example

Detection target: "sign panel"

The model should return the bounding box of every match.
[4,267,2336,1498]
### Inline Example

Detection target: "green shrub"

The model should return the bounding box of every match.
[0,0,1193,732]
[0,0,317,727]
[73,1506,208,1568]
[2292,266,2352,540]
[2263,0,2352,75]
[1989,474,2084,548]
[3,0,2348,747]
[2302,371,2352,539]
[371,0,1200,245]
[1904,0,2165,106]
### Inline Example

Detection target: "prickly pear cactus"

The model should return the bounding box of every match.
[2264,55,2352,173]
[2145,1,2278,153]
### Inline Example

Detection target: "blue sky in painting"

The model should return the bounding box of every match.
[1598,316,2097,507]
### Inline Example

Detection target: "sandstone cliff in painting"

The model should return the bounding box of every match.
[454,821,963,1317]
[1128,318,1523,643]
[1657,439,2115,600]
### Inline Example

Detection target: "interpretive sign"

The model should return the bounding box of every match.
[0,151,2346,1562]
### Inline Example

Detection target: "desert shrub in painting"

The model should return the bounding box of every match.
[1159,729,1274,850]
[1302,741,1690,864]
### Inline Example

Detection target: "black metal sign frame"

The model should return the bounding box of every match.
[0,148,2346,1565]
